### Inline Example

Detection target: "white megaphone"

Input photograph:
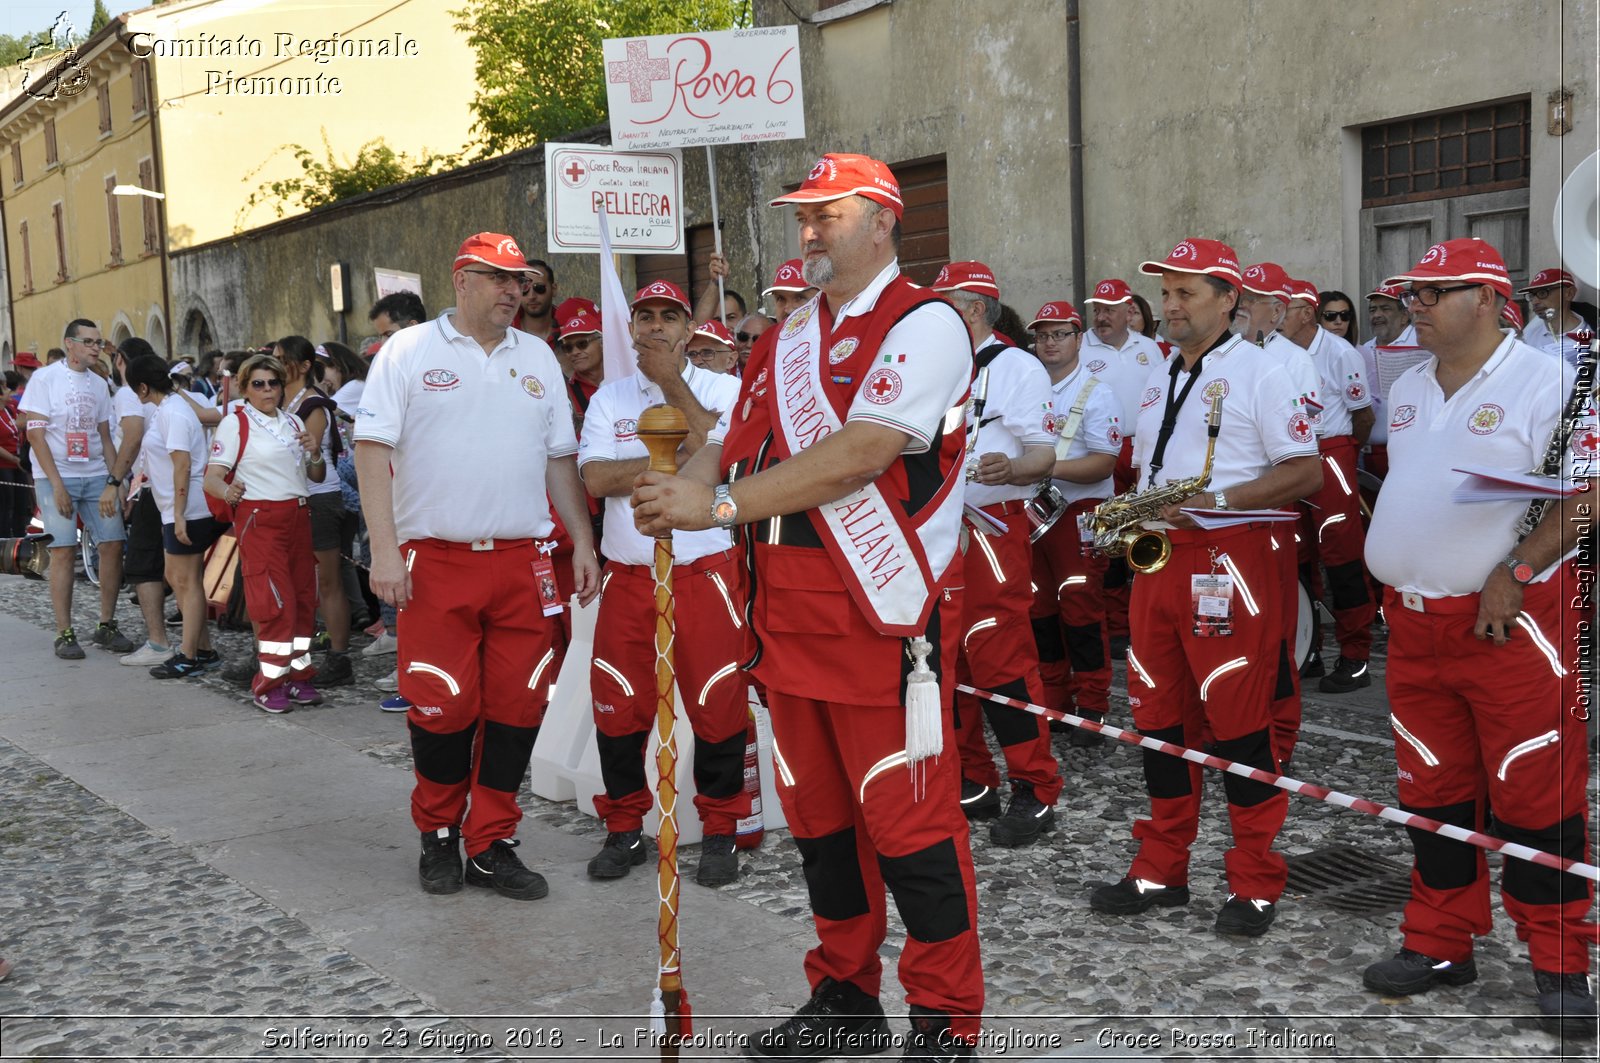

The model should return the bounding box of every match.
[1554,149,1600,288]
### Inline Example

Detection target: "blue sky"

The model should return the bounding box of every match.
[1,2,143,44]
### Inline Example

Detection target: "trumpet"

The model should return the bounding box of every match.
[1087,396,1223,573]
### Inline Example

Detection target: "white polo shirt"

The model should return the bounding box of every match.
[1132,334,1319,496]
[1366,335,1597,596]
[578,362,740,566]
[965,335,1057,508]
[19,360,113,480]
[208,404,311,503]
[142,392,210,524]
[1523,313,1592,367]
[1047,361,1122,504]
[1303,328,1372,440]
[355,310,577,542]
[1359,323,1419,446]
[1081,330,1163,430]
[1263,331,1323,434]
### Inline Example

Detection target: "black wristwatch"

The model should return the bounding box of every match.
[105,474,121,487]
[1502,554,1536,584]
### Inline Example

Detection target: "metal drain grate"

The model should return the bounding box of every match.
[1285,845,1413,915]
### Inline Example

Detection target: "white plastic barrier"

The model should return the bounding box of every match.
[527,596,787,845]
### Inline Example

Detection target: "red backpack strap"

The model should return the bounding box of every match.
[224,407,249,484]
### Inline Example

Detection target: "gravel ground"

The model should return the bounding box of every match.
[0,573,1595,1061]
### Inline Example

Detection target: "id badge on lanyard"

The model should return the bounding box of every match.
[1191,573,1234,637]
[65,431,90,461]
[532,541,563,617]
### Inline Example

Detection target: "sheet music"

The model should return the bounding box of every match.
[1375,344,1430,406]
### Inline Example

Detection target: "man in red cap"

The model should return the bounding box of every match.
[557,305,605,433]
[578,279,748,886]
[1026,300,1123,749]
[763,258,817,324]
[931,260,1062,847]
[1361,238,1596,1036]
[1519,267,1590,367]
[1357,283,1419,485]
[356,232,600,902]
[687,319,739,375]
[1088,238,1321,939]
[632,153,983,1059]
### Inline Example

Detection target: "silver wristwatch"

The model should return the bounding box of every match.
[710,483,738,528]
[1212,490,1229,511]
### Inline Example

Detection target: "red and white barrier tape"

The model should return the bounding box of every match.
[955,683,1600,884]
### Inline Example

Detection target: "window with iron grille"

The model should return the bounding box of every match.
[105,176,122,264]
[1361,99,1530,208]
[52,202,67,282]
[97,82,112,135]
[19,221,32,294]
[44,119,58,167]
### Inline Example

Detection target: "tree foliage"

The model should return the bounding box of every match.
[241,133,466,223]
[453,0,751,156]
[90,1,112,34]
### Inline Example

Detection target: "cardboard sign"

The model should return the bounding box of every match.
[545,143,684,254]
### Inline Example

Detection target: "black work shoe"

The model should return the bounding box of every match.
[1318,656,1371,693]
[1214,894,1276,937]
[1534,969,1598,1038]
[988,784,1055,848]
[587,828,649,879]
[54,627,85,660]
[418,826,463,895]
[1362,948,1478,995]
[745,976,892,1058]
[1067,710,1106,748]
[466,838,549,900]
[92,620,136,654]
[696,833,739,887]
[958,779,1001,820]
[1299,652,1325,679]
[1089,877,1191,915]
[318,651,355,687]
[900,1006,975,1061]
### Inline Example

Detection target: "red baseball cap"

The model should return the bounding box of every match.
[1286,279,1320,307]
[1384,238,1513,299]
[1501,301,1525,330]
[631,280,692,314]
[1028,301,1083,330]
[1517,267,1576,294]
[1140,238,1244,288]
[557,307,601,338]
[692,320,735,347]
[1367,283,1407,303]
[930,261,1001,299]
[762,259,810,295]
[1241,262,1293,304]
[1084,279,1134,306]
[555,296,598,321]
[453,232,535,273]
[769,154,904,219]
[13,351,40,369]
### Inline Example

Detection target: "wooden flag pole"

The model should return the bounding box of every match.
[637,403,690,1058]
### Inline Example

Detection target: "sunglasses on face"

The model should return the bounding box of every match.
[526,283,549,295]
[248,378,283,390]
[735,331,761,342]
[561,337,594,353]
[1321,310,1354,322]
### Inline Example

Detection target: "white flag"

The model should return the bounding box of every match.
[596,205,636,385]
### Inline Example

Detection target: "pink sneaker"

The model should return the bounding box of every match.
[287,681,323,706]
[254,687,293,714]
[363,618,388,638]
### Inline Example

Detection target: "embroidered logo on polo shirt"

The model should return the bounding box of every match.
[1042,405,1060,435]
[863,368,902,404]
[1391,404,1417,430]
[1467,403,1504,435]
[521,375,545,399]
[1571,427,1597,458]
[1137,352,1151,366]
[211,439,223,455]
[1346,379,1366,402]
[1087,359,1107,374]
[781,302,815,339]
[615,417,638,440]
[751,367,769,396]
[1203,379,1230,406]
[1108,421,1122,447]
[828,338,859,365]
[1287,411,1313,443]
[1141,386,1162,409]
[422,369,460,391]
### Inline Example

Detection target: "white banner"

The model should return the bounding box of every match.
[373,267,421,299]
[545,143,684,254]
[602,26,805,150]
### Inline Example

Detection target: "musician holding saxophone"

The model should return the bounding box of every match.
[1360,238,1597,1038]
[1087,238,1321,938]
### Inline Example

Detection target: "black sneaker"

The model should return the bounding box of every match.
[418,826,463,895]
[466,838,549,900]
[587,828,649,879]
[318,651,355,687]
[221,655,256,687]
[745,976,892,1058]
[54,627,85,660]
[696,833,738,887]
[310,629,332,652]
[958,779,1000,820]
[1362,948,1478,995]
[195,648,222,672]
[149,653,204,679]
[1067,710,1106,748]
[1214,894,1276,937]
[1319,656,1371,693]
[1533,969,1598,1038]
[899,1006,975,1061]
[989,784,1054,848]
[1299,652,1325,679]
[91,620,136,654]
[1089,877,1191,915]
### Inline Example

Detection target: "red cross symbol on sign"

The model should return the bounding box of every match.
[607,39,670,104]
[564,160,586,183]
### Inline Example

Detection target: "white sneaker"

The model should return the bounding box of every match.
[121,641,172,666]
[375,668,399,692]
[363,632,399,658]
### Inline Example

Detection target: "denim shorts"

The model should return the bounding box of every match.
[34,475,128,546]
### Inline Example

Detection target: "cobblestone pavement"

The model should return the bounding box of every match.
[0,574,1595,1061]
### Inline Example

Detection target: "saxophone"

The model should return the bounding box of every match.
[1512,326,1596,543]
[1088,395,1224,573]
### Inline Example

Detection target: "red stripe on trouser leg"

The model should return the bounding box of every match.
[1310,438,1374,659]
[1385,581,1593,973]
[766,690,985,1039]
[957,517,1060,804]
[1272,527,1302,765]
[398,539,560,855]
[236,500,317,695]
[1126,523,1290,901]
[589,556,752,835]
[1031,498,1111,714]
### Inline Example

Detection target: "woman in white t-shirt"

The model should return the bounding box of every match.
[126,356,224,679]
[203,353,326,713]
